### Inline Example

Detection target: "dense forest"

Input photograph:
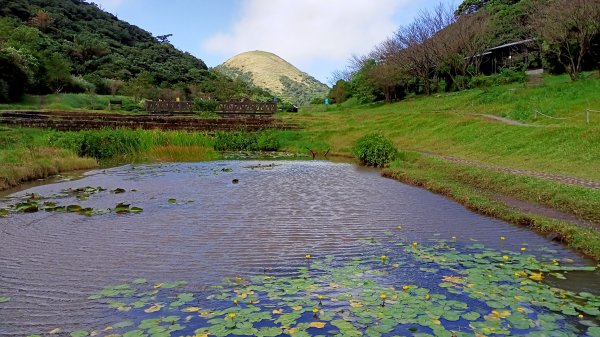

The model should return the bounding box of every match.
[0,0,272,103]
[329,0,600,104]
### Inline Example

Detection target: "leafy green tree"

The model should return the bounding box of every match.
[329,80,349,104]
[0,47,34,102]
[43,52,71,93]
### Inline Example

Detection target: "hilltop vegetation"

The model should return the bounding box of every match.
[0,0,273,103]
[329,0,600,105]
[217,51,329,106]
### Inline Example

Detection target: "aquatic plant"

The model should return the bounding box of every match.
[41,240,599,337]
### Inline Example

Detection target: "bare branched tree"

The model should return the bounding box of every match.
[531,0,600,81]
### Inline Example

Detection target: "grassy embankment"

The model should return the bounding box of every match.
[275,73,600,259]
[0,127,218,191]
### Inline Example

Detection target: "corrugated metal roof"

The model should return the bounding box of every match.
[487,39,535,51]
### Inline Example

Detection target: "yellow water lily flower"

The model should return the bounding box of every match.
[312,308,319,313]
[182,307,200,313]
[305,254,311,259]
[578,314,584,319]
[502,255,509,261]
[412,242,418,248]
[272,309,283,314]
[500,236,505,240]
[380,255,387,260]
[402,285,410,291]
[529,272,544,281]
[521,247,527,251]
[309,322,326,329]
[233,299,238,306]
[425,294,431,301]
[379,293,387,300]
[228,313,236,319]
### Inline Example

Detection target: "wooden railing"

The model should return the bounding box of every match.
[218,100,277,116]
[145,99,277,117]
[145,101,194,113]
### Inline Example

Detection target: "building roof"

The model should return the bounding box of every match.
[486,39,535,52]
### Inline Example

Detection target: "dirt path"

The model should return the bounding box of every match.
[468,113,543,127]
[422,152,600,190]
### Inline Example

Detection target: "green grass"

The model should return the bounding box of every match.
[0,127,98,190]
[280,74,600,181]
[301,72,600,125]
[381,154,600,260]
[0,93,140,112]
[0,127,218,191]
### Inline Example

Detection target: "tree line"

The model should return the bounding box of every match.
[0,0,273,103]
[328,0,600,105]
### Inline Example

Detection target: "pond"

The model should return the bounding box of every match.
[0,161,598,337]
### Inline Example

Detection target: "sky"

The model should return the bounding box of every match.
[89,0,453,86]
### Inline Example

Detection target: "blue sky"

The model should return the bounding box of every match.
[90,0,453,85]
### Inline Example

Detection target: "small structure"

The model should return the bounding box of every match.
[478,39,541,74]
[108,99,123,110]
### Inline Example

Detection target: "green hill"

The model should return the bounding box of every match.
[216,51,329,106]
[0,0,213,101]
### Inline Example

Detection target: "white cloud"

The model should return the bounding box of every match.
[88,0,125,12]
[203,0,410,71]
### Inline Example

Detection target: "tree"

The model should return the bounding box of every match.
[531,0,600,81]
[329,79,349,104]
[0,47,34,102]
[43,52,72,93]
[28,9,53,32]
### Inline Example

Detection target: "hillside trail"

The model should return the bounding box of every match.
[468,113,547,127]
[421,152,600,190]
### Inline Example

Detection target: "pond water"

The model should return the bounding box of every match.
[0,161,598,337]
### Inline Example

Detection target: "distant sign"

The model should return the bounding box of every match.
[325,98,329,105]
[274,96,278,104]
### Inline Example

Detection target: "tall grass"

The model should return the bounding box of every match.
[0,127,97,190]
[213,131,280,151]
[48,128,214,160]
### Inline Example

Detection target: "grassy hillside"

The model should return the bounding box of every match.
[217,51,329,105]
[281,73,600,181]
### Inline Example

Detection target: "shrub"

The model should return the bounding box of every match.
[353,133,398,167]
[121,100,143,112]
[256,131,280,151]
[193,98,219,112]
[469,75,494,89]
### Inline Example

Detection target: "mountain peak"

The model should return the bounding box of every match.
[217,51,329,105]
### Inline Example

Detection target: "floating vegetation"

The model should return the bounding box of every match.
[0,186,142,217]
[35,241,599,337]
[0,296,10,303]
